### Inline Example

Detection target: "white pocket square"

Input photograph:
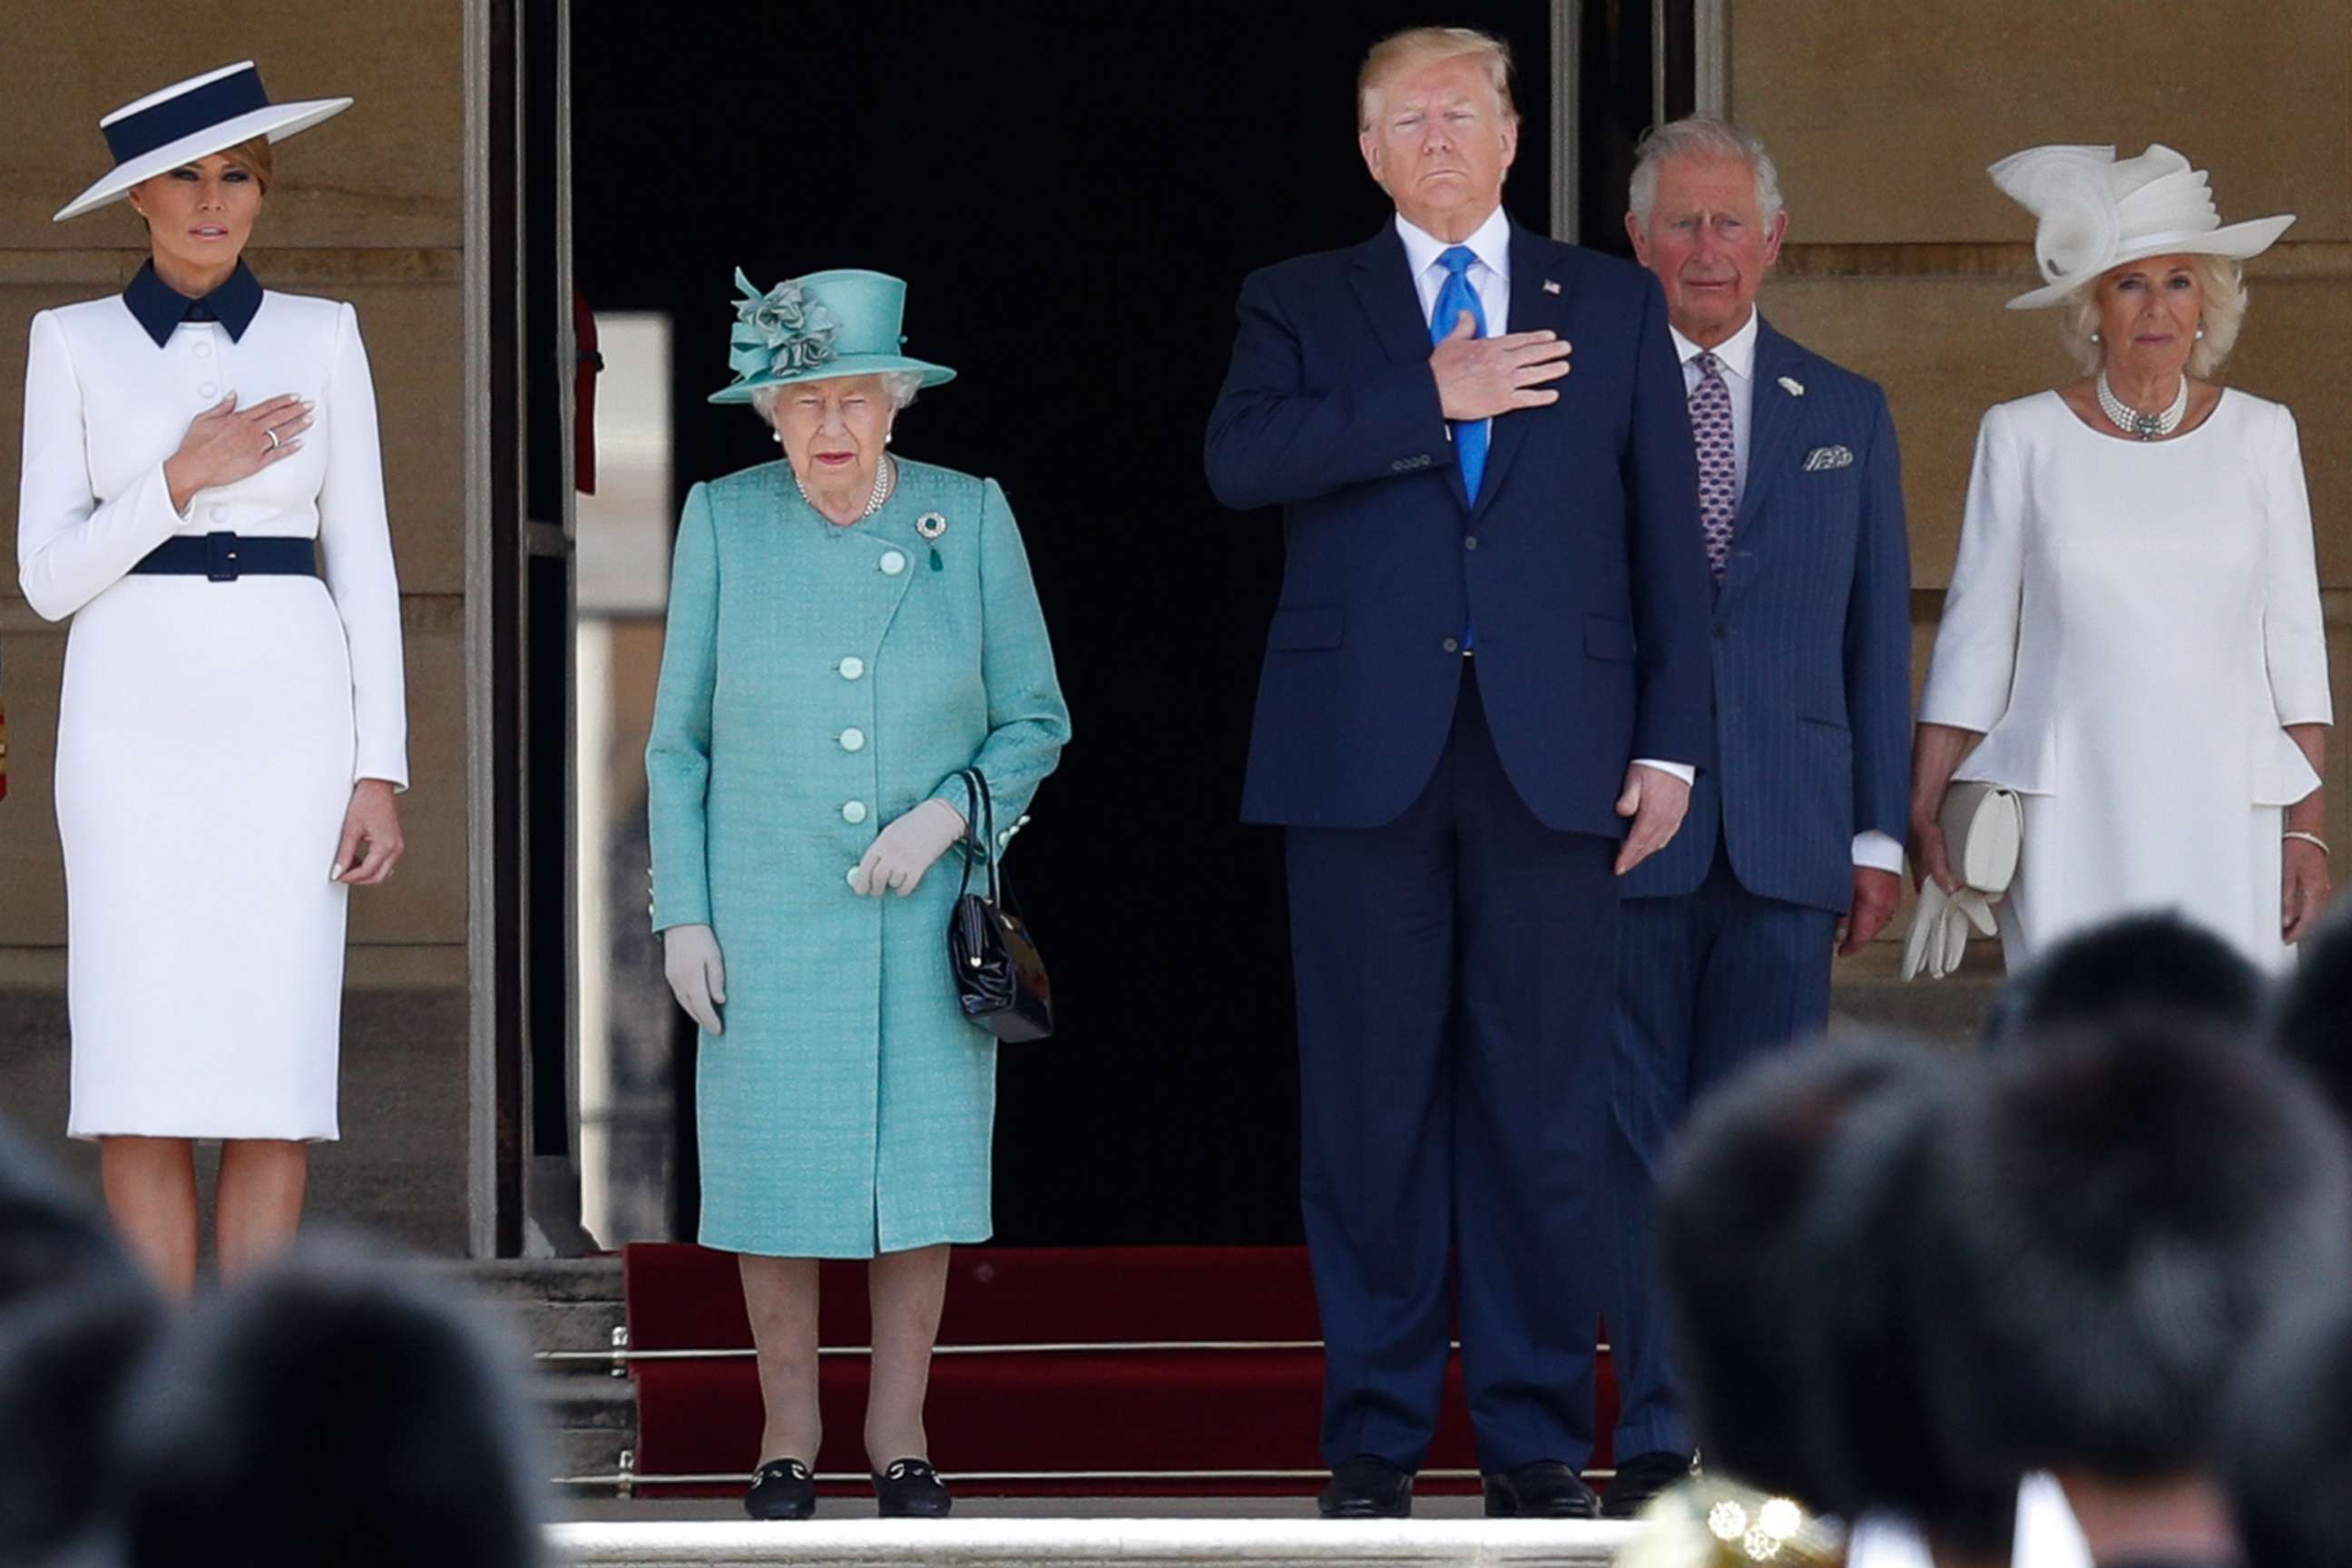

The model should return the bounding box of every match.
[1803,445,1855,472]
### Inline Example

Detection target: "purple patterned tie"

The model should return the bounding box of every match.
[1690,351,1735,582]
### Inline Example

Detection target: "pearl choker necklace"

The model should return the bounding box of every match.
[798,455,896,519]
[2095,371,2189,441]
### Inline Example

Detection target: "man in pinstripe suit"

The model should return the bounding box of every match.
[1600,116,1914,1517]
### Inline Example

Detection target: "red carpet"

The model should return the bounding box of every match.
[622,1244,1619,1496]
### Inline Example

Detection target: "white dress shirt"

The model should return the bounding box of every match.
[1396,207,1694,787]
[1670,309,1901,875]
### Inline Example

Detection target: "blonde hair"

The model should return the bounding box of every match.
[216,134,274,193]
[2057,253,2247,379]
[1357,26,1516,132]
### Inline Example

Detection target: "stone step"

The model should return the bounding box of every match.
[546,1517,1633,1565]
[539,1373,637,1489]
[427,1259,629,1365]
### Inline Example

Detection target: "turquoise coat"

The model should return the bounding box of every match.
[645,457,1070,1258]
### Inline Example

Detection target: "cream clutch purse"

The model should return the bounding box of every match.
[1900,782,2024,981]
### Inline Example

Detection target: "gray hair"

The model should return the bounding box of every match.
[1629,115,1785,230]
[750,370,923,425]
[2056,254,2247,379]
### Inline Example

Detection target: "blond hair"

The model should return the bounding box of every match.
[1357,26,1515,132]
[2057,254,2247,379]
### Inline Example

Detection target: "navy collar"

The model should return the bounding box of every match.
[122,260,262,347]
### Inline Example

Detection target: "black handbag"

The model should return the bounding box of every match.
[948,769,1054,1042]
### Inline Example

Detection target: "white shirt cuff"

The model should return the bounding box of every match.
[1852,830,1905,874]
[1632,760,1696,787]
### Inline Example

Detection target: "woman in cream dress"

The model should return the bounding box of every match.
[1912,143,2329,975]
[17,64,407,1293]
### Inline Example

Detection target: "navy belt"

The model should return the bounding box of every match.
[130,533,316,583]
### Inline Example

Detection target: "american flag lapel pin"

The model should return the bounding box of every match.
[1542,279,1561,294]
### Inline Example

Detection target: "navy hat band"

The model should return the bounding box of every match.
[103,65,270,164]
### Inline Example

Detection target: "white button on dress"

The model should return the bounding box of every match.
[879,551,906,576]
[839,656,866,680]
[839,728,867,752]
[842,801,868,825]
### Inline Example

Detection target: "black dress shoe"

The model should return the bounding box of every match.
[1600,1450,1696,1519]
[872,1457,954,1518]
[1483,1459,1600,1518]
[743,1457,816,1520]
[1318,1454,1414,1519]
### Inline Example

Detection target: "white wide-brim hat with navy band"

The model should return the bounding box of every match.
[1992,142,2294,310]
[708,268,956,405]
[53,61,350,223]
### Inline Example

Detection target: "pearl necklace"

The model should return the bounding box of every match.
[798,455,896,519]
[2095,370,2189,441]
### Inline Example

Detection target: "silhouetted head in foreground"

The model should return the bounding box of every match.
[103,1245,546,1568]
[1981,912,2266,1050]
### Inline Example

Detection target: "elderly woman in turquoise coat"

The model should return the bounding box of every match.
[645,268,1069,1522]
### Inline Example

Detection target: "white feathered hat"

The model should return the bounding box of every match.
[54,62,349,223]
[1990,142,2293,310]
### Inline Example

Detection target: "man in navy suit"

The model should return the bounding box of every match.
[1600,116,1913,1517]
[1205,27,1711,1520]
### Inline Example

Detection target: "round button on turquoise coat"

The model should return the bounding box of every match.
[842,800,868,825]
[879,550,906,576]
[839,656,866,680]
[839,727,866,751]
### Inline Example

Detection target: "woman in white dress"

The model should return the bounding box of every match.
[1912,143,2330,975]
[16,64,407,1294]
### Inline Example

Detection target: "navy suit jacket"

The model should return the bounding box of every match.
[1620,318,1912,914]
[1205,220,1712,838]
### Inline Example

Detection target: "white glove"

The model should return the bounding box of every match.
[1899,881,2001,981]
[850,799,967,897]
[662,923,727,1034]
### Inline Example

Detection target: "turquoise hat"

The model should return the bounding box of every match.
[708,267,956,405]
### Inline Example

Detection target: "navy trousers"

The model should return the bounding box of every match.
[1287,663,1618,1474]
[1607,844,1837,1459]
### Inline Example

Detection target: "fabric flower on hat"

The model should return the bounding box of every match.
[725,269,839,385]
[1990,143,2122,289]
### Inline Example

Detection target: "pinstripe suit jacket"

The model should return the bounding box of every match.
[1621,318,1911,915]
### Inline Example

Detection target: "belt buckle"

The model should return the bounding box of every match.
[204,531,241,583]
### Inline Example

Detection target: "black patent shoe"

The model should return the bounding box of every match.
[1600,1450,1696,1519]
[873,1457,954,1518]
[1318,1454,1414,1519]
[1483,1458,1600,1518]
[743,1457,816,1520]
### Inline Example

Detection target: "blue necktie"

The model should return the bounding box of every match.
[1432,245,1488,501]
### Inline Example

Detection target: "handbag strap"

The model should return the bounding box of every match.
[956,769,1001,905]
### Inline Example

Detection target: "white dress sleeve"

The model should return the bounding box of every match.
[1917,402,2027,732]
[317,302,410,789]
[2259,404,2331,728]
[15,310,186,621]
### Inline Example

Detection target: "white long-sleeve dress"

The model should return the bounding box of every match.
[15,284,407,1140]
[1917,388,2329,975]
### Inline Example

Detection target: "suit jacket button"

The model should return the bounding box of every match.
[1441,637,1461,654]
[1464,535,1479,551]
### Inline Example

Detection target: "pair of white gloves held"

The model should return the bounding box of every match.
[662,799,967,1034]
[1899,878,2000,981]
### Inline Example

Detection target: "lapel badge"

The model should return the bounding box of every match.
[1541,279,1561,294]
[1779,375,1806,397]
[915,512,948,541]
[1803,445,1856,472]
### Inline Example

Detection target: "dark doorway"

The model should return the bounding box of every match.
[571,3,1685,1246]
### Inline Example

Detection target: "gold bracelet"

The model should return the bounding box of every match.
[2284,829,2331,858]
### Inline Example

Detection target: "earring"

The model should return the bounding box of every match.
[2090,330,2102,343]
[884,431,893,446]
[2196,326,2207,339]
[770,430,782,444]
